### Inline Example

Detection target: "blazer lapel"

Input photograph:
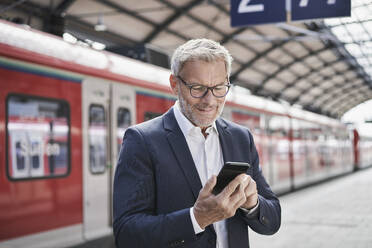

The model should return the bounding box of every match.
[163,108,202,200]
[216,118,234,163]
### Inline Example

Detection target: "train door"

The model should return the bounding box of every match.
[82,78,111,240]
[109,83,136,222]
[82,78,135,240]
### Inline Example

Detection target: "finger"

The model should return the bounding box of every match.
[244,179,257,197]
[245,176,253,186]
[239,175,251,192]
[233,194,247,210]
[221,173,248,197]
[231,185,247,209]
[244,177,256,190]
[200,175,217,197]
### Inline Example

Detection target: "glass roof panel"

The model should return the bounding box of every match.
[325,0,372,80]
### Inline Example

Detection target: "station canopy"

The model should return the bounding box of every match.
[2,0,372,119]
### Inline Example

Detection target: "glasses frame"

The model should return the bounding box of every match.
[177,76,231,98]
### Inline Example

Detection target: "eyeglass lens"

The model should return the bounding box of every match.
[190,85,229,98]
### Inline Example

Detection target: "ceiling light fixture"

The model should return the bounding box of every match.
[94,14,107,32]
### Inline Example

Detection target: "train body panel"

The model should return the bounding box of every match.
[0,20,369,247]
[354,129,372,170]
[0,65,83,243]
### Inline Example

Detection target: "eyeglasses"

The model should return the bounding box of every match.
[177,76,231,98]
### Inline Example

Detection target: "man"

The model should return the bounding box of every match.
[113,38,281,248]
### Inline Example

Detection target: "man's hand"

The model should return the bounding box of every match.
[193,174,249,229]
[240,175,258,210]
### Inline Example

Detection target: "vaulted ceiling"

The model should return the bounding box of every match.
[1,0,372,118]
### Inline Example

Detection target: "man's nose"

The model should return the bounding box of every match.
[201,88,214,102]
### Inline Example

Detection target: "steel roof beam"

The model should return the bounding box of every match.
[143,0,203,43]
[53,0,76,16]
[220,28,246,45]
[1,0,63,34]
[1,0,47,20]
[278,58,351,102]
[94,0,190,42]
[302,105,323,116]
[332,97,365,116]
[325,89,365,110]
[243,24,334,97]
[255,46,333,97]
[64,15,137,47]
[305,84,366,114]
[289,67,361,105]
[335,93,372,117]
[4,0,139,47]
[94,0,154,26]
[319,81,368,107]
[325,90,370,115]
[252,22,333,84]
[326,17,372,29]
[230,40,291,83]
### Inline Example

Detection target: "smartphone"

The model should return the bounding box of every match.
[212,162,251,195]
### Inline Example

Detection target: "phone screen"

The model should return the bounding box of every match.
[212,162,251,195]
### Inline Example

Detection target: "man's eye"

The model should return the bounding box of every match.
[192,86,206,91]
[214,86,225,91]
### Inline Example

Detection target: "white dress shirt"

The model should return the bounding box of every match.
[173,101,228,248]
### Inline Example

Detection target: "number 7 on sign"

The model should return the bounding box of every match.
[299,0,336,7]
[238,0,264,13]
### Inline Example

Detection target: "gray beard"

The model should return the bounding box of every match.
[178,91,225,128]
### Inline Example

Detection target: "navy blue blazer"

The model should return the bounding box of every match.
[113,108,281,248]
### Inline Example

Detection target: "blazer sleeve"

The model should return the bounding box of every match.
[240,131,281,235]
[113,127,196,248]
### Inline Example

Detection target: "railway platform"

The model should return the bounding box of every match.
[250,166,372,248]
[70,167,372,248]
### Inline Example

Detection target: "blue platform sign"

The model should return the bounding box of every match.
[291,0,351,21]
[231,0,287,27]
[230,0,351,27]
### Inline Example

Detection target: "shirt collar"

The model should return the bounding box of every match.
[173,101,218,137]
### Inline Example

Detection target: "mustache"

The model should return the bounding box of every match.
[194,103,216,109]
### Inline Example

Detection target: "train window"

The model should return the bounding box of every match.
[266,115,289,137]
[291,119,301,139]
[232,111,261,134]
[6,94,70,180]
[117,108,131,154]
[89,104,107,174]
[144,111,161,121]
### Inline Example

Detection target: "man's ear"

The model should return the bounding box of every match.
[169,74,178,95]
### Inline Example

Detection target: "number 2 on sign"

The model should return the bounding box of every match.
[238,0,264,13]
[299,0,336,7]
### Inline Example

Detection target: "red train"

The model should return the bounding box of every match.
[0,20,371,247]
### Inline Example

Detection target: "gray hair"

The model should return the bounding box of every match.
[171,38,233,77]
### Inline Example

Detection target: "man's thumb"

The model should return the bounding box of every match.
[201,175,217,195]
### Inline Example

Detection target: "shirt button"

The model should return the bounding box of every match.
[261,216,269,225]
